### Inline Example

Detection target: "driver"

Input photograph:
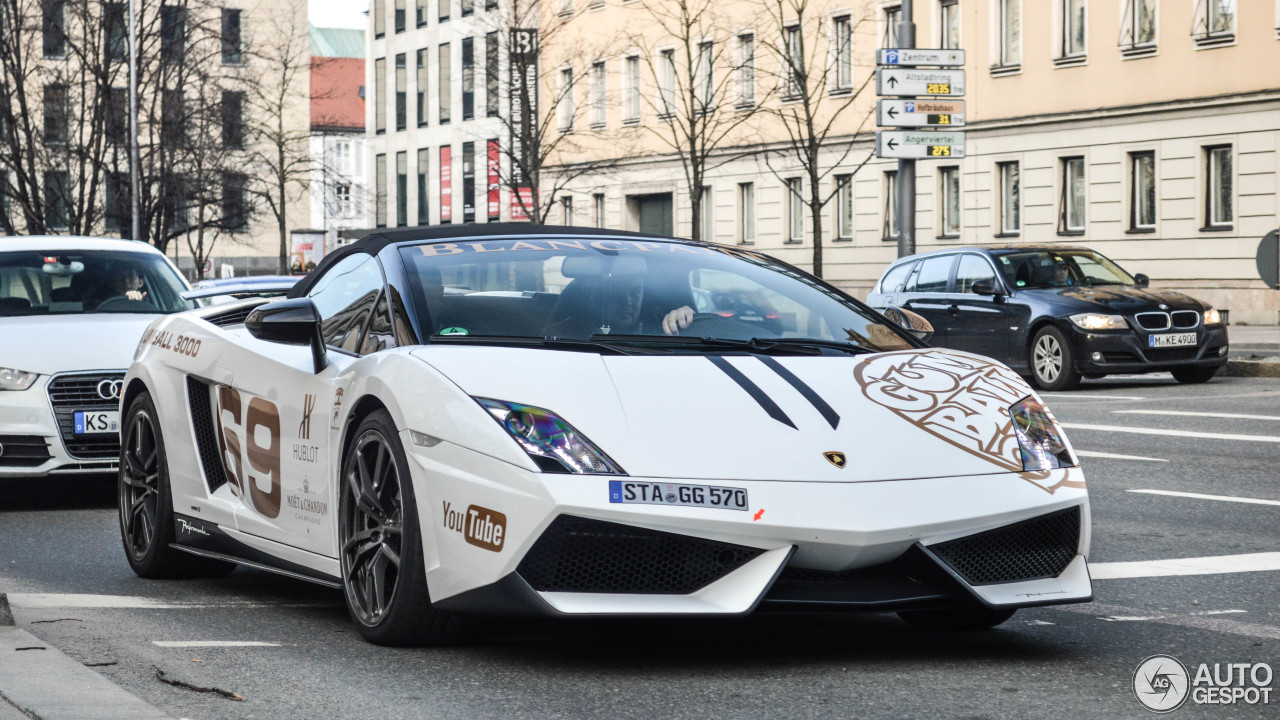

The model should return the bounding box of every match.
[90,264,147,306]
[545,274,694,338]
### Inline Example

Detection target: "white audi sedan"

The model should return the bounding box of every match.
[0,236,192,477]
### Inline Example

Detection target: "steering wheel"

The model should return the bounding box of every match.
[678,313,781,340]
[94,295,154,312]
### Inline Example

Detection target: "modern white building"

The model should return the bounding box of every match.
[310,26,374,259]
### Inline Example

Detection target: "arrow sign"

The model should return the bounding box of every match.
[876,131,966,159]
[877,48,965,67]
[877,99,966,128]
[876,68,965,97]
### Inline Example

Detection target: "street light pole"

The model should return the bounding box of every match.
[896,0,915,258]
[128,0,141,242]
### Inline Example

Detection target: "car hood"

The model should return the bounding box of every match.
[412,346,1061,483]
[0,314,157,375]
[1027,285,1207,313]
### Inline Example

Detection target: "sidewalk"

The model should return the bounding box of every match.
[1226,325,1280,377]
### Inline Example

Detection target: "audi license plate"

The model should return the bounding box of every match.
[1149,333,1197,348]
[609,481,748,511]
[74,410,120,434]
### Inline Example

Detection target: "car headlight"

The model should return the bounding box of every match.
[476,398,624,475]
[0,367,38,391]
[1203,307,1222,325]
[1009,396,1076,471]
[1068,313,1128,331]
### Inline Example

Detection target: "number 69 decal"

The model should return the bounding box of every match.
[215,386,282,518]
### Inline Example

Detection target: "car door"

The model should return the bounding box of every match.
[947,253,1020,362]
[899,254,956,346]
[216,252,385,557]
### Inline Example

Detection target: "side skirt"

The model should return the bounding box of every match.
[172,513,341,589]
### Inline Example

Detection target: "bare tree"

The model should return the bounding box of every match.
[755,0,875,277]
[626,0,764,241]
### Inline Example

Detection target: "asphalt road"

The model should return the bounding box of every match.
[3,374,1279,719]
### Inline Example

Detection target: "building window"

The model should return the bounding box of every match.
[375,57,387,133]
[336,183,353,218]
[558,67,574,131]
[395,53,407,131]
[160,5,185,65]
[43,0,66,58]
[462,38,475,121]
[334,140,352,175]
[395,0,405,32]
[997,0,1021,68]
[1194,0,1235,44]
[736,34,755,108]
[560,195,573,225]
[1121,0,1157,51]
[486,32,500,117]
[462,0,473,16]
[44,171,68,229]
[375,154,387,227]
[1059,0,1086,59]
[883,4,901,48]
[105,172,129,232]
[834,17,852,91]
[998,161,1020,234]
[787,177,803,242]
[42,84,67,145]
[439,43,451,123]
[221,91,244,148]
[594,193,606,227]
[161,90,183,146]
[417,49,429,126]
[221,173,247,231]
[416,0,428,27]
[439,0,450,22]
[104,2,127,62]
[1059,157,1085,233]
[784,26,802,99]
[485,0,497,11]
[835,175,853,240]
[396,152,408,227]
[659,49,676,117]
[696,41,714,112]
[700,185,713,240]
[939,166,960,237]
[162,177,188,232]
[105,87,127,145]
[940,0,960,49]
[883,170,898,240]
[625,56,641,121]
[1130,151,1156,231]
[1205,145,1232,228]
[375,0,386,37]
[221,9,243,65]
[738,182,754,243]
[590,61,606,128]
[417,148,430,225]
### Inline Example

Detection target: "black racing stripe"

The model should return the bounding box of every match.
[707,356,797,430]
[755,356,841,429]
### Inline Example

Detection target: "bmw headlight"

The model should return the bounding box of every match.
[1069,313,1128,331]
[1009,396,1076,471]
[0,367,38,391]
[1203,307,1222,325]
[476,398,624,475]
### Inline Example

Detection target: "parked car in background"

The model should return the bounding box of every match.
[867,246,1229,391]
[0,237,192,477]
[189,275,300,304]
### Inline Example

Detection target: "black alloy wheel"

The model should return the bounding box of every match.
[1171,366,1219,384]
[1029,325,1082,391]
[339,410,456,646]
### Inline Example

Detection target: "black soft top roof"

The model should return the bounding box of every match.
[289,223,690,298]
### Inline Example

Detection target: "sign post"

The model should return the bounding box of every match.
[895,0,916,259]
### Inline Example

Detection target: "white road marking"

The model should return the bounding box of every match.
[1091,552,1280,579]
[1025,620,1055,626]
[1040,394,1146,401]
[1128,489,1280,507]
[1113,409,1280,421]
[4,593,329,610]
[1076,450,1167,462]
[1060,423,1280,443]
[152,641,281,648]
[1192,609,1247,616]
[1055,602,1280,641]
[1101,616,1163,622]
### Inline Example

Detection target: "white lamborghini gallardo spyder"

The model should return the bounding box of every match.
[119,226,1092,645]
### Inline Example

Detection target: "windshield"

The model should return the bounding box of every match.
[0,250,192,317]
[398,237,914,352]
[992,250,1135,290]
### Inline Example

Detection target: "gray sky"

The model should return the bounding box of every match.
[308,0,367,29]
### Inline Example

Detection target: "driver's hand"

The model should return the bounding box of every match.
[661,306,695,336]
[126,290,145,301]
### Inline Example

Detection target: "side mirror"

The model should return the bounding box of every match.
[882,306,934,344]
[970,278,1003,297]
[245,297,327,373]
[1134,273,1150,287]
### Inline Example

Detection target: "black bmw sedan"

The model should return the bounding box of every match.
[866,246,1229,391]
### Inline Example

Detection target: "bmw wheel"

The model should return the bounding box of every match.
[1171,367,1218,384]
[1029,326,1081,391]
[119,392,233,579]
[339,409,457,646]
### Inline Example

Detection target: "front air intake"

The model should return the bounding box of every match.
[927,506,1081,586]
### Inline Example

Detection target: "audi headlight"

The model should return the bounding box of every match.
[476,398,624,475]
[1010,396,1076,471]
[1069,313,1128,331]
[1203,307,1222,325]
[0,367,38,391]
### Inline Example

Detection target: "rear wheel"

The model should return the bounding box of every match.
[339,409,457,646]
[1029,326,1081,391]
[1171,366,1218,384]
[897,606,1017,631]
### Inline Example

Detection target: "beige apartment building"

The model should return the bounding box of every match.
[544,0,1280,324]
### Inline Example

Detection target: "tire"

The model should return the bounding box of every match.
[1029,326,1081,391]
[1171,366,1219,384]
[118,392,234,579]
[897,605,1017,631]
[339,409,457,646]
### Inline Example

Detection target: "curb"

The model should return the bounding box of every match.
[1223,358,1280,378]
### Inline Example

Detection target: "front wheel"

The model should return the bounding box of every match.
[339,409,457,646]
[1171,366,1219,384]
[1029,326,1081,391]
[898,606,1017,631]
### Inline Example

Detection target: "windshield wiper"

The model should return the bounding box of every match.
[428,334,633,355]
[590,334,878,356]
